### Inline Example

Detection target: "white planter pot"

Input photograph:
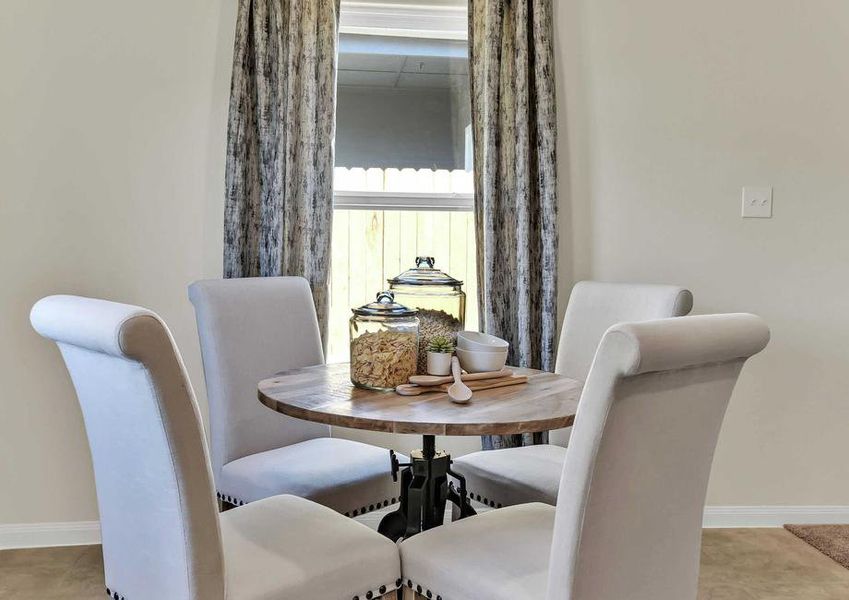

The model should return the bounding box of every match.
[426,351,452,376]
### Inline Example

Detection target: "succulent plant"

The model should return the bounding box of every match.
[427,334,455,354]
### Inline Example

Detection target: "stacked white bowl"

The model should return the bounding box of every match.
[455,331,509,373]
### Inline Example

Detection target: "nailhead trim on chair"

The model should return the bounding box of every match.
[405,578,441,600]
[469,491,502,509]
[217,491,246,507]
[218,492,399,517]
[110,579,402,600]
[351,578,403,599]
[343,497,397,518]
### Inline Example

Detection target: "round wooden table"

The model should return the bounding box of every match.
[258,362,581,539]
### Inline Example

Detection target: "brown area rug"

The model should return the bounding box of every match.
[785,524,849,569]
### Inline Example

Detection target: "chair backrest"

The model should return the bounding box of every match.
[555,281,693,382]
[31,295,225,600]
[547,314,769,600]
[188,277,329,482]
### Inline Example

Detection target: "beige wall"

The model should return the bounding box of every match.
[0,0,234,524]
[2,0,848,529]
[0,0,480,529]
[554,0,849,505]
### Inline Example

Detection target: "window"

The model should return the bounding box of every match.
[328,3,476,361]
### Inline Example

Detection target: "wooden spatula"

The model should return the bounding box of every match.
[395,375,528,396]
[408,368,512,386]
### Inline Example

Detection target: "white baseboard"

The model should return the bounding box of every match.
[0,521,100,550]
[703,505,849,528]
[2,506,848,550]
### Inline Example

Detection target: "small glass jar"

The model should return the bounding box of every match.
[388,256,466,373]
[350,291,419,391]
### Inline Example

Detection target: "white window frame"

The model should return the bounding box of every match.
[339,2,467,40]
[333,190,473,211]
[335,2,472,213]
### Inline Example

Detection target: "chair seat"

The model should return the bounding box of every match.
[451,444,566,508]
[222,494,401,600]
[399,503,555,600]
[220,437,404,516]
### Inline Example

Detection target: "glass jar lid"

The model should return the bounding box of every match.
[387,256,463,287]
[352,291,419,317]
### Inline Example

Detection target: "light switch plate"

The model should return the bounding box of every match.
[742,186,773,218]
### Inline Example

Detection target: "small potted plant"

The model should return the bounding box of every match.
[426,335,455,376]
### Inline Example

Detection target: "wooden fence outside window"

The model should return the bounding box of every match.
[328,167,478,362]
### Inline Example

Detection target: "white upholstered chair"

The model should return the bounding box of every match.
[188,277,402,516]
[31,295,401,600]
[452,281,693,508]
[400,313,769,600]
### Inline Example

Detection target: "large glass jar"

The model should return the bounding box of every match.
[388,256,466,373]
[350,291,419,391]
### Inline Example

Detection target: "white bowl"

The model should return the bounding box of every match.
[457,331,509,352]
[455,347,508,373]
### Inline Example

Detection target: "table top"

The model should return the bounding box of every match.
[258,363,582,436]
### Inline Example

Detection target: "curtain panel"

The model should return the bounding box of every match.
[470,0,559,449]
[224,0,340,339]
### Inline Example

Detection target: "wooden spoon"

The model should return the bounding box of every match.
[409,368,512,386]
[448,356,472,404]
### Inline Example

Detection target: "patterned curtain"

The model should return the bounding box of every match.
[224,0,340,339]
[470,0,558,450]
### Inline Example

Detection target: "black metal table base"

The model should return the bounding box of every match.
[378,435,477,541]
